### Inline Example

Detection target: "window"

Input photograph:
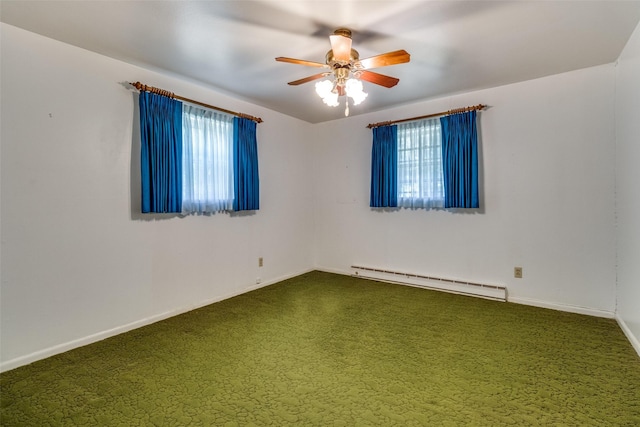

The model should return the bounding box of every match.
[181,105,235,214]
[139,91,259,214]
[397,118,444,208]
[370,111,478,210]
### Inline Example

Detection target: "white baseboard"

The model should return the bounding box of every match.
[615,314,640,358]
[0,268,314,373]
[508,296,615,319]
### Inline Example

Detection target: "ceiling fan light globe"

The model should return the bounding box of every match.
[350,92,368,106]
[315,80,334,98]
[346,79,368,105]
[322,92,339,107]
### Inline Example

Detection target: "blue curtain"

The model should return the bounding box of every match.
[440,111,479,208]
[370,125,398,207]
[139,92,183,213]
[233,117,259,211]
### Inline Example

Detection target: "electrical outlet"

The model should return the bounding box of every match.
[514,267,523,278]
[258,257,263,267]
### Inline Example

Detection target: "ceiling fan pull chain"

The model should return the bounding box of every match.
[345,98,350,117]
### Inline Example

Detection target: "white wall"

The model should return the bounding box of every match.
[313,65,617,316]
[0,24,315,370]
[615,21,640,352]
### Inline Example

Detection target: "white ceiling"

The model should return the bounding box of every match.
[2,1,640,123]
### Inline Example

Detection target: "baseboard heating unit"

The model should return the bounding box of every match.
[351,265,507,302]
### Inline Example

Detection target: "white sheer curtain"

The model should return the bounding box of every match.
[397,118,444,209]
[182,104,234,214]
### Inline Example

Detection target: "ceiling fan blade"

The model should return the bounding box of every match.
[329,34,352,62]
[358,71,400,88]
[288,73,330,86]
[357,50,410,69]
[275,57,329,68]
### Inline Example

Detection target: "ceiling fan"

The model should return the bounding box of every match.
[275,28,410,114]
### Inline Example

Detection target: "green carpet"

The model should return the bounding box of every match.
[1,271,639,425]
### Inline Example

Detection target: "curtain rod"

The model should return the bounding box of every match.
[366,104,486,129]
[130,82,263,124]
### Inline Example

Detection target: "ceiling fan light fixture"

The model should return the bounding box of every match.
[346,78,368,105]
[315,80,339,107]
